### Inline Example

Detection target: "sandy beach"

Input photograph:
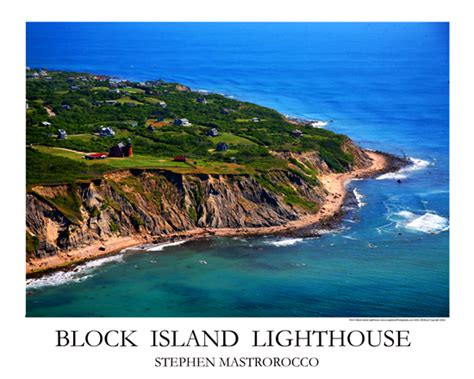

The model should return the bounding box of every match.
[26,150,391,276]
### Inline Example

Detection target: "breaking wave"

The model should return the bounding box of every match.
[266,238,304,247]
[377,157,430,180]
[393,210,449,234]
[26,254,124,290]
[310,120,328,128]
[147,240,188,251]
[353,188,366,207]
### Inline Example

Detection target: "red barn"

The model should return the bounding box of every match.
[173,155,186,162]
[85,153,107,160]
[109,139,133,158]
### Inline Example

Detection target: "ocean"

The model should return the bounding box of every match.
[26,22,449,317]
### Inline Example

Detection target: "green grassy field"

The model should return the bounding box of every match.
[211,132,256,146]
[117,96,143,105]
[26,70,356,184]
[143,97,162,104]
[91,86,109,91]
[122,87,145,94]
[31,145,244,175]
[66,134,95,141]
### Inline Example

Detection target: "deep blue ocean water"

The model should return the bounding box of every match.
[26,23,449,317]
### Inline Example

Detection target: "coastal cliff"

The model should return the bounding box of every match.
[26,169,323,258]
[27,69,405,274]
[26,142,374,260]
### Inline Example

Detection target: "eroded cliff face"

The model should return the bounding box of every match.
[26,169,327,258]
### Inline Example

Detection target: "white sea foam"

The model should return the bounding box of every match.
[310,120,328,128]
[377,157,430,180]
[315,228,337,235]
[394,210,449,234]
[266,238,304,247]
[342,235,358,240]
[353,188,366,207]
[146,240,188,252]
[26,254,124,290]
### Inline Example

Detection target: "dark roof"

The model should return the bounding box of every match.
[216,142,229,151]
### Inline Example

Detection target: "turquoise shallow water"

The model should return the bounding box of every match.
[26,22,449,317]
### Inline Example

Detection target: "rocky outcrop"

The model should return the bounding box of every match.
[340,138,372,169]
[26,169,327,258]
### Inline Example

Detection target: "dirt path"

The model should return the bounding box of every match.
[44,106,56,117]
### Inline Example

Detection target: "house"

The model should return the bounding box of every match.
[173,155,187,162]
[62,104,71,110]
[197,97,207,104]
[174,118,191,126]
[147,125,155,132]
[85,153,107,160]
[105,100,117,106]
[70,85,80,90]
[99,126,116,137]
[92,101,104,106]
[158,101,167,109]
[216,142,229,152]
[229,156,237,163]
[109,139,133,158]
[26,73,37,79]
[57,129,67,139]
[41,121,51,127]
[251,117,260,123]
[221,108,233,115]
[291,129,303,137]
[206,128,219,137]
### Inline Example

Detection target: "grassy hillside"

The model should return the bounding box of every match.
[26,69,355,186]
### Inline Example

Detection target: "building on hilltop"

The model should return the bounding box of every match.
[174,118,191,126]
[57,129,67,139]
[173,155,187,162]
[85,153,107,160]
[221,108,234,115]
[100,126,116,137]
[291,129,303,137]
[216,142,229,152]
[41,121,51,127]
[109,139,133,158]
[206,128,219,137]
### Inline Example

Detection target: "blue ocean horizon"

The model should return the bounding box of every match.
[26,22,449,317]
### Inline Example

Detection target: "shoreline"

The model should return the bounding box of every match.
[26,150,407,278]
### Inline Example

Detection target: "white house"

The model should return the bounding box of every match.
[57,129,67,139]
[99,126,116,137]
[174,118,191,126]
